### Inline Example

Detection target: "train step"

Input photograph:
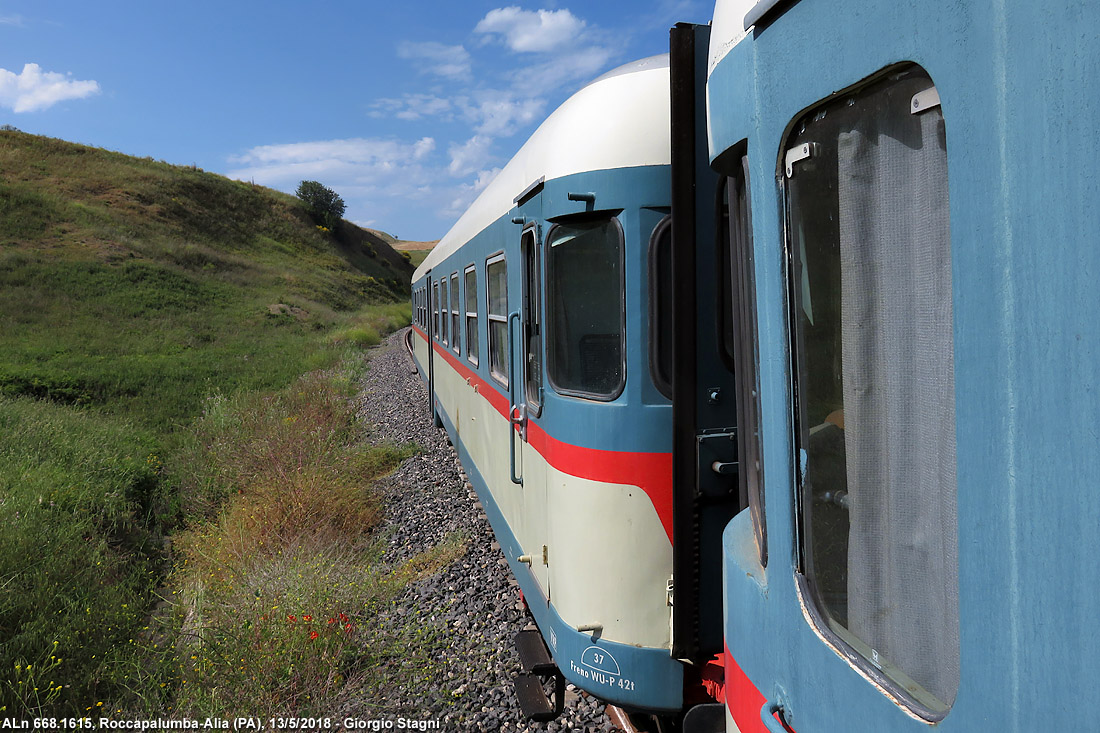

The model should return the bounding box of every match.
[516,628,556,674]
[513,629,564,721]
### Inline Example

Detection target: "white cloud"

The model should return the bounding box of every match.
[225,135,461,240]
[411,136,436,160]
[372,93,459,122]
[0,15,25,26]
[356,7,629,238]
[446,167,503,217]
[519,45,618,91]
[0,63,99,113]
[397,41,472,80]
[474,7,586,53]
[227,136,438,191]
[447,135,495,178]
[372,89,545,140]
[467,90,545,137]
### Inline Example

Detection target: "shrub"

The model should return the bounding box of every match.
[295,181,345,231]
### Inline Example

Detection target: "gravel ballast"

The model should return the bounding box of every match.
[354,329,616,732]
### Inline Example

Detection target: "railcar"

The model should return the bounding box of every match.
[707,0,1100,731]
[409,55,701,718]
[412,0,1100,730]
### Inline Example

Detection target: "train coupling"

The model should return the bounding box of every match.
[513,628,565,721]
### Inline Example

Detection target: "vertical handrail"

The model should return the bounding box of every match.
[508,310,524,485]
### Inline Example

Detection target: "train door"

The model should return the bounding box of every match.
[668,22,744,663]
[507,178,550,600]
[426,269,438,426]
[517,222,550,596]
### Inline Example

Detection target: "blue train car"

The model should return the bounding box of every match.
[409,56,693,715]
[708,0,1100,730]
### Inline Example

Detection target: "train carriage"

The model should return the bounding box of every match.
[410,55,691,715]
[412,0,1100,730]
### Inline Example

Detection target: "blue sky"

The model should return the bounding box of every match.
[0,1,710,241]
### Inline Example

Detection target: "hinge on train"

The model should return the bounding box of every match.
[667,577,675,607]
[911,86,941,114]
[785,142,818,177]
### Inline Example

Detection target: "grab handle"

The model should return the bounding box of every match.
[508,310,523,485]
[760,699,791,733]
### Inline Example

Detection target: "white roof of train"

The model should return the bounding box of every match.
[415,55,671,279]
[708,0,756,76]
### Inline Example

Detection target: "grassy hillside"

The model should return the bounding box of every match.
[0,130,413,430]
[391,239,437,268]
[0,130,424,716]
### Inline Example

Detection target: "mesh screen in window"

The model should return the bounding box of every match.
[786,65,958,715]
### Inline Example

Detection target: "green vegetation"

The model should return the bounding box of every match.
[0,130,445,717]
[0,399,162,715]
[295,180,346,231]
[404,249,431,268]
[0,131,412,432]
[169,367,460,717]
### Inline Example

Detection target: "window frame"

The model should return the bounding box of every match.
[783,63,958,720]
[647,215,673,400]
[464,265,479,367]
[719,149,766,568]
[450,272,461,355]
[440,277,449,345]
[544,216,627,402]
[521,224,543,416]
[485,252,509,388]
[432,281,440,340]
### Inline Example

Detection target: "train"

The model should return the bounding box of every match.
[410,0,1100,731]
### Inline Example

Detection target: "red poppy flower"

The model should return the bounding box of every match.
[327,617,336,625]
[287,615,297,623]
[344,623,353,632]
[309,631,319,640]
[339,613,349,622]
[303,615,313,622]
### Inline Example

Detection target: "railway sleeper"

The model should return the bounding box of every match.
[512,628,565,722]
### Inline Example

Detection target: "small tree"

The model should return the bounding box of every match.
[295,180,346,230]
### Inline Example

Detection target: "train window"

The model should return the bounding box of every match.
[465,266,478,366]
[546,218,625,400]
[450,272,461,355]
[718,148,766,567]
[440,278,449,345]
[786,65,957,715]
[486,254,508,386]
[432,281,440,340]
[648,216,672,399]
[522,227,542,414]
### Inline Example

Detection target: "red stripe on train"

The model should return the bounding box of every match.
[413,326,674,544]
